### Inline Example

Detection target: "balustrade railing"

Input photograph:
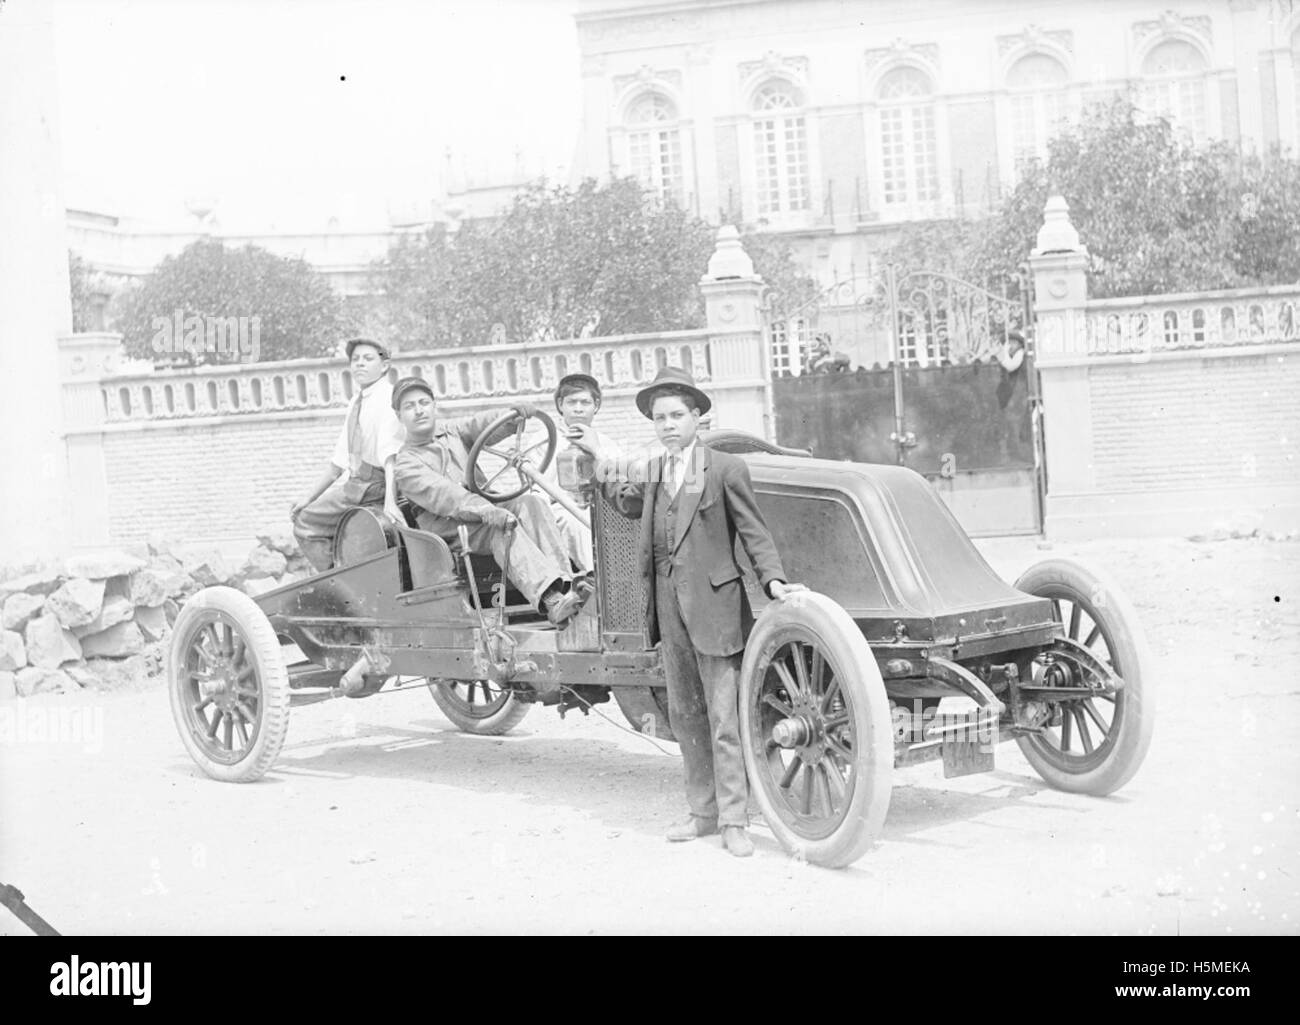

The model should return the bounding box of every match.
[1082,285,1300,357]
[96,330,714,424]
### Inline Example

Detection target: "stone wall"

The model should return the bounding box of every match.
[1030,200,1300,539]
[52,227,772,554]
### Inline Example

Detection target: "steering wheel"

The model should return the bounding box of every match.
[465,408,558,503]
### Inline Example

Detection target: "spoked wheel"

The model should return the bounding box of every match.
[612,686,677,743]
[429,678,531,735]
[1014,558,1155,795]
[465,409,557,503]
[740,592,892,868]
[168,587,290,782]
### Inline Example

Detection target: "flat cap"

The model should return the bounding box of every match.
[391,375,435,411]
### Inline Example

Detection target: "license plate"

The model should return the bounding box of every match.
[938,712,997,778]
[941,739,995,778]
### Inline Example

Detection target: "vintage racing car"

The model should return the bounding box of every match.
[168,409,1154,868]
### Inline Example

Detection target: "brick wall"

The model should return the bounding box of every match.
[1089,351,1300,493]
[94,388,671,547]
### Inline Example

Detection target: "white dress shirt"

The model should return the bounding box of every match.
[665,439,698,498]
[330,376,406,472]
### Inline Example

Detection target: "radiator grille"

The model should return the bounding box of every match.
[593,490,645,634]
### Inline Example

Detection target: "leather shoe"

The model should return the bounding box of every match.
[542,587,583,626]
[721,826,754,858]
[572,572,595,602]
[665,817,718,842]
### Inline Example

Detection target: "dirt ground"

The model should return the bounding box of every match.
[1,534,1297,936]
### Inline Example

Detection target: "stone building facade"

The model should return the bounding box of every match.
[574,0,1300,283]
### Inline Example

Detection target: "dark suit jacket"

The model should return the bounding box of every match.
[603,444,786,657]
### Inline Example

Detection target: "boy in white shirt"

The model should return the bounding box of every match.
[291,337,406,571]
[543,373,625,574]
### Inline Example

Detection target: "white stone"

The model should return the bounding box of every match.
[146,555,191,597]
[1033,195,1086,255]
[24,614,82,668]
[241,576,279,598]
[15,666,78,695]
[1,567,65,597]
[0,630,26,671]
[15,667,47,697]
[128,568,170,607]
[705,225,756,280]
[46,578,106,629]
[72,594,134,637]
[1,592,45,632]
[0,670,15,700]
[179,548,232,587]
[63,550,147,580]
[134,604,169,642]
[256,529,299,557]
[79,621,145,659]
[34,668,78,694]
[243,546,287,579]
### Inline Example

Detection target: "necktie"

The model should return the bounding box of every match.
[665,454,680,499]
[346,393,364,473]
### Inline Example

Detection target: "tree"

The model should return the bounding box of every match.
[371,177,819,349]
[114,239,355,365]
[879,99,1300,300]
[740,230,822,316]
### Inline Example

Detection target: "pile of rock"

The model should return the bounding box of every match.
[0,530,314,700]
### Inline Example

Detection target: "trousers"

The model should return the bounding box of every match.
[655,569,748,828]
[553,502,593,573]
[293,471,386,571]
[421,493,570,609]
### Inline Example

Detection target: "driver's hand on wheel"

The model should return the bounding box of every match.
[481,507,518,531]
[511,402,538,420]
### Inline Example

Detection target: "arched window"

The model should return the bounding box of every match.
[752,79,810,215]
[625,92,682,204]
[1139,39,1208,142]
[1008,53,1069,175]
[877,67,939,208]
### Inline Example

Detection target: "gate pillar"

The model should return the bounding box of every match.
[699,227,771,439]
[1028,196,1093,527]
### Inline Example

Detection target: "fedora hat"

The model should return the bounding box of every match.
[635,366,712,419]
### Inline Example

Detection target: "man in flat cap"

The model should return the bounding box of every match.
[292,337,405,571]
[590,367,806,857]
[392,377,589,627]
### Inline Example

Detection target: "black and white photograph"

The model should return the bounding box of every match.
[1,0,1297,961]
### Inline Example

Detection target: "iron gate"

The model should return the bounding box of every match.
[765,266,1044,536]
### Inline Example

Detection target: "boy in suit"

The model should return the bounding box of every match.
[590,367,806,857]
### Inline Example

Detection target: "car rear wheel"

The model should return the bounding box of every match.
[1013,558,1155,796]
[612,686,677,743]
[740,592,892,868]
[429,678,531,735]
[168,587,290,782]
